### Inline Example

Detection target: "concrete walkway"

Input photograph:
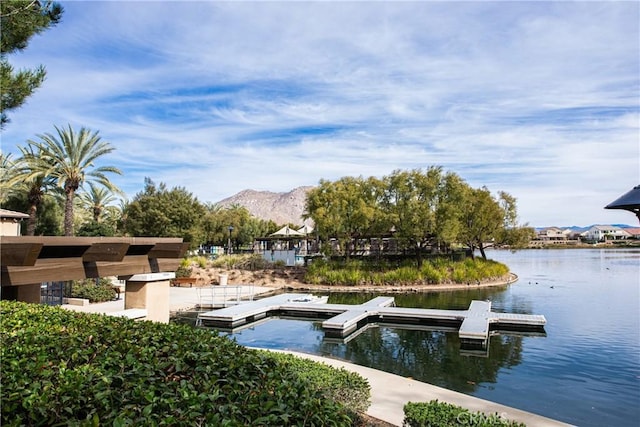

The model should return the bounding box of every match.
[276,350,572,427]
[61,287,572,427]
[61,284,277,314]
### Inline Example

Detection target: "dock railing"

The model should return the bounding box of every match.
[196,284,257,309]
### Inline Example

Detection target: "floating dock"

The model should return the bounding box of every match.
[197,293,546,347]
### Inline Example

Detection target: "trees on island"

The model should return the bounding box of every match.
[305,168,533,260]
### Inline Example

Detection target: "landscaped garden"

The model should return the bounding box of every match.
[0,300,369,426]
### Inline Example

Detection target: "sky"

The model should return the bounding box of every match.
[1,0,639,227]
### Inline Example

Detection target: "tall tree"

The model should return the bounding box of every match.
[16,143,57,235]
[458,187,510,260]
[1,0,63,128]
[0,153,20,203]
[383,168,443,266]
[433,171,469,252]
[79,182,118,222]
[29,125,121,236]
[305,176,384,260]
[123,178,206,246]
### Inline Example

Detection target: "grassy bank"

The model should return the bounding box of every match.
[305,258,509,287]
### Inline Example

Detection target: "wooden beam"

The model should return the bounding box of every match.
[1,236,184,247]
[83,255,159,278]
[82,242,130,262]
[2,258,86,286]
[1,237,186,287]
[0,243,42,266]
[1,255,183,287]
[155,258,182,272]
[148,242,190,259]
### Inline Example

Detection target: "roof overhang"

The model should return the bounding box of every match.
[605,185,640,221]
[1,237,189,286]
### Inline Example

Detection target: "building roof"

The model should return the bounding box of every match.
[624,227,640,236]
[605,185,640,221]
[0,208,29,219]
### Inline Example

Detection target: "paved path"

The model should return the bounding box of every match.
[61,285,276,314]
[275,350,573,427]
[61,287,572,427]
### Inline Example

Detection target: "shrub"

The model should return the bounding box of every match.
[209,254,262,269]
[404,400,526,427]
[258,351,371,415]
[193,255,208,268]
[1,301,354,426]
[420,263,445,284]
[381,266,421,285]
[175,265,192,278]
[67,278,115,302]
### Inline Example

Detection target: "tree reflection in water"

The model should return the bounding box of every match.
[310,291,526,393]
[315,325,523,393]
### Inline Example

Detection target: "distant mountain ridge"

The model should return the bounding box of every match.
[215,187,314,226]
[536,224,634,232]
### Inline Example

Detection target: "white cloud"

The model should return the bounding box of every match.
[1,1,638,227]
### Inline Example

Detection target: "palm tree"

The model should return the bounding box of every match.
[30,125,122,236]
[17,144,58,235]
[80,182,118,222]
[0,152,20,204]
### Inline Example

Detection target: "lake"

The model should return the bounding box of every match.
[182,249,640,426]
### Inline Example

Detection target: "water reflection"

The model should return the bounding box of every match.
[173,249,640,427]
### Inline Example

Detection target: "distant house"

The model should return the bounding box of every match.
[0,209,29,236]
[536,227,567,243]
[581,225,631,242]
[623,227,640,240]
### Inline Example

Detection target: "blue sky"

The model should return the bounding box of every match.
[2,1,638,227]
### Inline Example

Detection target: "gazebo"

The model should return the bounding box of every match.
[605,185,640,223]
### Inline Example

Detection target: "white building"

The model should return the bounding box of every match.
[581,225,631,242]
[0,209,29,236]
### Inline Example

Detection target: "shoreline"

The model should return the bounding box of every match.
[190,265,518,294]
[280,272,518,293]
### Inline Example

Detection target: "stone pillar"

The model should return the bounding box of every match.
[125,272,175,323]
[1,283,41,303]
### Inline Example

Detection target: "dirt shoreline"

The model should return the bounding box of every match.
[188,266,518,293]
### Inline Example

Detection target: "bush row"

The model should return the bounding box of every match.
[305,258,509,286]
[1,301,366,426]
[66,278,116,303]
[258,351,371,415]
[404,400,526,427]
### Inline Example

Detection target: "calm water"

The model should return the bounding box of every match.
[180,249,640,426]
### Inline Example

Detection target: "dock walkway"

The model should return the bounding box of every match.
[198,293,546,345]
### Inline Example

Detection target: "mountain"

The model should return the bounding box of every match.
[215,186,314,226]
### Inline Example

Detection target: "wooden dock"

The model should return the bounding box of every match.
[197,293,546,346]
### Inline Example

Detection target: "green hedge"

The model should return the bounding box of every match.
[0,301,358,426]
[66,278,116,302]
[259,351,371,415]
[404,400,526,427]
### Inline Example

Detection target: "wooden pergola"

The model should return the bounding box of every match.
[1,236,189,286]
[1,237,189,322]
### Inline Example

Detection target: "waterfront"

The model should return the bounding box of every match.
[188,249,639,426]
